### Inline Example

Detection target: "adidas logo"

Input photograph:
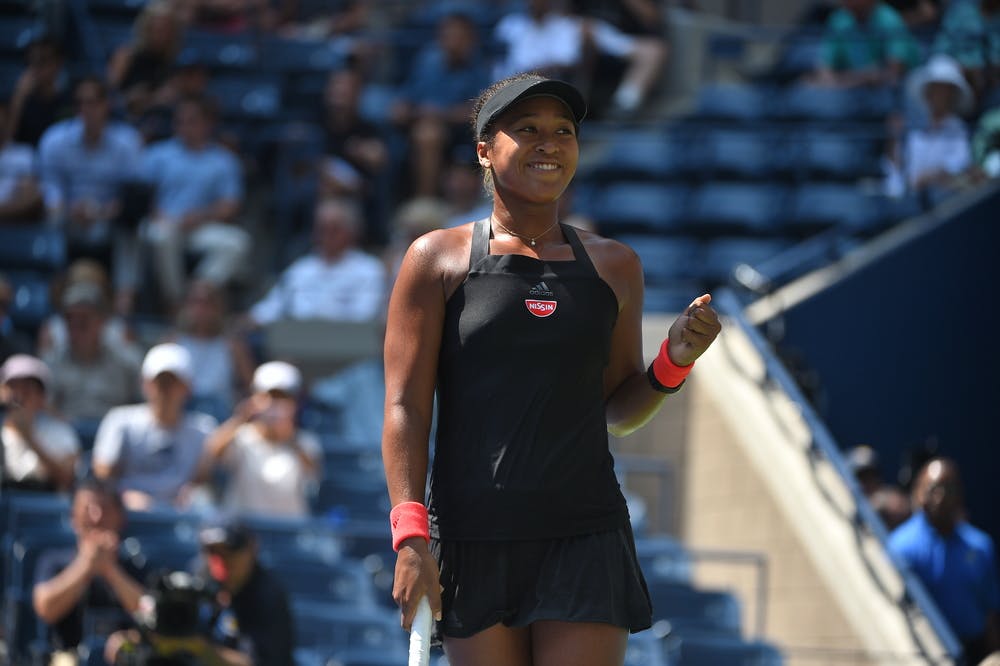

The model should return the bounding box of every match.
[529,281,554,298]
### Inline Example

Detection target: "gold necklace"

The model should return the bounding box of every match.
[492,217,560,247]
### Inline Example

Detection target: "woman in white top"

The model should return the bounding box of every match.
[1,354,79,492]
[199,361,321,518]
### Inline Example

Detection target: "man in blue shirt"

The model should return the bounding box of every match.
[389,10,488,197]
[39,76,144,307]
[141,94,250,311]
[888,458,1000,664]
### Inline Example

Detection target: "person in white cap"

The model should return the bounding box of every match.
[91,342,216,510]
[896,54,978,195]
[1,354,79,492]
[197,360,321,518]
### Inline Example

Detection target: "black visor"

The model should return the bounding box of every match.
[475,77,587,141]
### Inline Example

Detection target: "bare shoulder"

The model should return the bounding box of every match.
[401,223,475,295]
[571,228,642,310]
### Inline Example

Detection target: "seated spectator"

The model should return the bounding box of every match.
[7,35,72,148]
[196,518,295,665]
[390,10,489,197]
[442,145,492,229]
[0,99,43,223]
[199,361,321,518]
[846,444,911,530]
[933,0,1000,106]
[246,197,386,327]
[0,273,33,362]
[141,94,251,313]
[32,478,147,659]
[888,458,1000,664]
[492,0,666,115]
[37,259,142,365]
[39,76,144,302]
[812,0,922,87]
[887,54,978,199]
[1,354,79,492]
[972,104,1000,177]
[319,67,390,243]
[165,279,254,421]
[107,0,185,125]
[91,343,216,510]
[43,282,141,426]
[571,0,671,116]
[384,196,450,284]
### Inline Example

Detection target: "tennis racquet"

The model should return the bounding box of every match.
[408,595,433,666]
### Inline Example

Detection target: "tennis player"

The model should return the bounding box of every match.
[382,72,721,666]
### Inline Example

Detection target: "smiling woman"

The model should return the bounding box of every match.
[381,73,722,666]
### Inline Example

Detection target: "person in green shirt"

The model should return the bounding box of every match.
[814,0,924,86]
[933,0,1000,103]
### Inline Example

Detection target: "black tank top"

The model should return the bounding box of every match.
[428,218,629,540]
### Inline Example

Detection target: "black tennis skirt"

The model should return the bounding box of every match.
[430,523,653,640]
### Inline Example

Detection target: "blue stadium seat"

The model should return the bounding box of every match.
[260,554,378,608]
[695,84,774,122]
[788,183,885,233]
[665,634,784,665]
[5,271,53,331]
[581,129,687,181]
[778,85,863,122]
[699,238,794,285]
[589,183,691,234]
[209,75,282,122]
[793,128,882,180]
[0,226,66,271]
[635,535,693,585]
[624,630,671,666]
[259,36,346,75]
[616,235,702,285]
[646,582,742,638]
[180,30,258,72]
[698,129,784,181]
[312,480,392,525]
[642,283,706,314]
[292,601,406,654]
[688,183,788,235]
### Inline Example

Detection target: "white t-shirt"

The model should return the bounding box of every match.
[249,250,387,325]
[219,424,322,518]
[493,12,636,80]
[0,142,37,204]
[2,414,80,483]
[905,115,972,188]
[92,404,216,504]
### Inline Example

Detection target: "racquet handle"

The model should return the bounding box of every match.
[409,596,433,666]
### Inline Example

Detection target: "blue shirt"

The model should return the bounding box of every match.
[141,138,243,218]
[38,118,143,210]
[400,47,488,110]
[888,511,1000,639]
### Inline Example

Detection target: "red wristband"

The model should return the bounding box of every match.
[390,501,430,552]
[649,338,694,392]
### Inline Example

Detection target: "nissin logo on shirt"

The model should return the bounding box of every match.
[525,300,557,317]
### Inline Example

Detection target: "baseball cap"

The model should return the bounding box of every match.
[61,281,107,310]
[252,361,302,395]
[141,343,193,384]
[198,516,255,551]
[475,76,587,141]
[1,354,51,392]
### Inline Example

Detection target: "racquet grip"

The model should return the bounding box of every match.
[408,596,433,666]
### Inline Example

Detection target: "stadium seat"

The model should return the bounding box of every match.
[635,535,693,585]
[688,183,788,235]
[312,479,392,525]
[665,634,784,665]
[615,235,702,285]
[698,129,784,181]
[580,129,687,181]
[642,283,706,314]
[261,554,378,608]
[589,183,691,234]
[5,271,53,332]
[646,582,743,638]
[698,238,794,285]
[0,226,66,272]
[794,128,882,181]
[180,30,257,72]
[209,75,282,122]
[259,36,346,75]
[777,85,863,122]
[695,83,773,122]
[291,601,406,654]
[787,183,885,234]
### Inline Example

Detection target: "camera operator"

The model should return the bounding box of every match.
[104,569,251,666]
[195,518,295,666]
[32,477,147,658]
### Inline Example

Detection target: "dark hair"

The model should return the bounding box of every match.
[73,476,125,511]
[470,71,549,144]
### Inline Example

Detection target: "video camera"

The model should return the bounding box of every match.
[115,570,221,666]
